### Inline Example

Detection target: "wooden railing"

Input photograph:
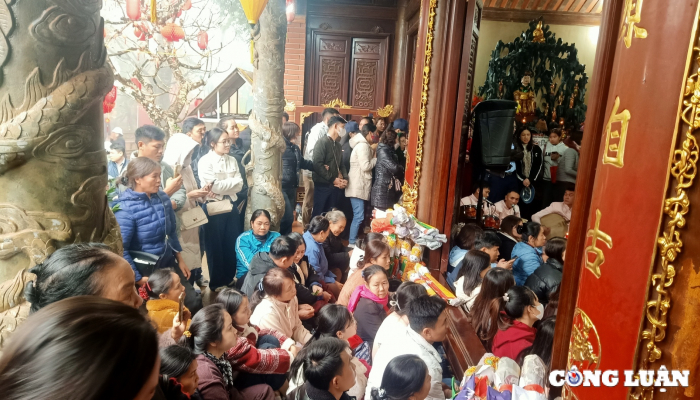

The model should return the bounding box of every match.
[443,305,487,377]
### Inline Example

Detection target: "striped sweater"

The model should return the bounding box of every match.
[225,323,295,374]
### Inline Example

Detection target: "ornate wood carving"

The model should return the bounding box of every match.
[354,42,380,54]
[320,39,345,52]
[320,57,344,105]
[352,60,378,108]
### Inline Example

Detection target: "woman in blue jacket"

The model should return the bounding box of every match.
[235,209,281,285]
[114,157,202,313]
[511,222,547,285]
[303,215,342,298]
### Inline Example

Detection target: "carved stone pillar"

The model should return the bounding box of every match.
[0,0,118,346]
[247,0,287,230]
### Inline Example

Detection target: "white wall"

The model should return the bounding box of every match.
[473,20,599,103]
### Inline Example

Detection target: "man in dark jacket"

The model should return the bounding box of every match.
[240,236,298,297]
[524,237,565,305]
[312,116,348,217]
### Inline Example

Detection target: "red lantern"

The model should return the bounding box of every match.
[161,23,185,42]
[194,98,203,107]
[286,0,295,23]
[131,78,142,90]
[197,31,208,50]
[182,0,192,10]
[126,0,141,20]
[103,86,117,114]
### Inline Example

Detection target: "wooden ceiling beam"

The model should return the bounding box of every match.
[562,0,576,11]
[540,0,553,9]
[552,0,565,10]
[489,0,499,6]
[482,7,602,25]
[573,0,588,12]
[530,0,544,9]
[585,0,601,12]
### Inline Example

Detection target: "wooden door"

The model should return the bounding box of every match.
[309,31,389,110]
[349,37,388,109]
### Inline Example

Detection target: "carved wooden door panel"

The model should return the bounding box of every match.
[349,37,388,110]
[312,34,352,106]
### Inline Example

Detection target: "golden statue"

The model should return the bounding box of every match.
[533,21,545,43]
[514,71,536,122]
[569,83,580,109]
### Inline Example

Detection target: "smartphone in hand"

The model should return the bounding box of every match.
[178,292,186,322]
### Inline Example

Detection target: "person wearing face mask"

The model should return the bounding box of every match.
[491,286,542,360]
[312,116,349,217]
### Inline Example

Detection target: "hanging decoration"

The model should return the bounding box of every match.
[134,24,147,40]
[126,0,141,20]
[478,18,588,132]
[150,0,157,23]
[286,0,295,23]
[197,30,209,50]
[131,77,143,90]
[238,0,270,63]
[182,0,192,10]
[103,86,118,114]
[161,23,185,42]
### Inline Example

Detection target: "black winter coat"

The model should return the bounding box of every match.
[514,144,543,183]
[524,258,563,305]
[323,232,350,273]
[287,256,324,305]
[228,137,249,205]
[371,143,404,209]
[282,138,314,189]
[341,134,352,174]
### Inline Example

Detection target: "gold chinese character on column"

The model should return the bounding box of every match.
[602,97,631,168]
[584,209,613,279]
[620,0,648,49]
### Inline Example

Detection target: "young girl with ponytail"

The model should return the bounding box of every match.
[369,355,431,400]
[372,281,427,359]
[288,305,369,399]
[511,221,547,285]
[491,286,542,359]
[180,304,275,400]
[338,240,391,306]
[145,268,191,333]
[215,288,298,391]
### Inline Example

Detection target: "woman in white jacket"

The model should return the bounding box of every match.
[346,123,377,246]
[198,127,244,291]
[250,267,313,345]
[163,132,210,285]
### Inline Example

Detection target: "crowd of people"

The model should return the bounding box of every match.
[0,114,446,400]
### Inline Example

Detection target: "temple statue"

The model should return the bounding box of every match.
[0,0,118,346]
[514,72,536,122]
[246,0,287,230]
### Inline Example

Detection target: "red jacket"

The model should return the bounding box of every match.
[491,320,536,360]
[226,324,293,374]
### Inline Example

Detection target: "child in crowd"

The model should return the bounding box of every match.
[469,268,516,349]
[215,288,298,391]
[241,235,299,297]
[160,345,203,400]
[145,268,191,334]
[289,305,369,399]
[369,355,431,400]
[288,337,357,400]
[323,210,352,280]
[304,216,343,298]
[348,232,386,279]
[349,265,390,347]
[491,286,542,360]
[338,240,391,306]
[453,250,491,311]
[181,304,275,400]
[373,282,427,360]
[250,267,313,345]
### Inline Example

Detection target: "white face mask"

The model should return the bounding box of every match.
[534,303,544,320]
[338,128,347,137]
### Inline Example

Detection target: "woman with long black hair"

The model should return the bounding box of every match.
[513,127,543,219]
[198,127,245,291]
